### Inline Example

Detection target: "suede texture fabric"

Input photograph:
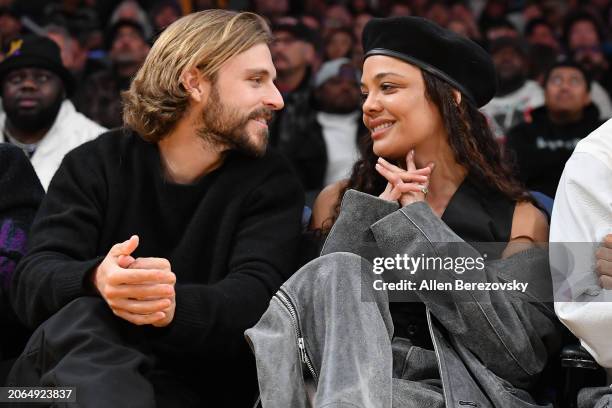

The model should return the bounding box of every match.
[246,190,561,407]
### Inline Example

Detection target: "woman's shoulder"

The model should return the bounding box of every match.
[511,201,549,242]
[310,180,349,230]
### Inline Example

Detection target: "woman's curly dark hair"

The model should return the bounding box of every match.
[320,69,531,233]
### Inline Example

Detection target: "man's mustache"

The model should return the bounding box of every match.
[249,108,275,124]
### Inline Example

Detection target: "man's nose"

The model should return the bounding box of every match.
[265,84,284,111]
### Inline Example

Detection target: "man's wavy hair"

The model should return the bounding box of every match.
[122,10,272,142]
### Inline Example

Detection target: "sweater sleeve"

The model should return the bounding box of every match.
[152,165,304,357]
[10,145,106,328]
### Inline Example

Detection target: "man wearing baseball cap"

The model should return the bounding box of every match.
[0,35,106,190]
[280,58,364,204]
[268,21,318,150]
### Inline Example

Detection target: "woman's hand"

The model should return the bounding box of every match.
[375,150,434,207]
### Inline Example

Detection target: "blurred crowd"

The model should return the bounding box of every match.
[0,0,610,203]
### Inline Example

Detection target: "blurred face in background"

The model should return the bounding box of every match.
[325,30,354,61]
[2,68,64,133]
[492,46,527,83]
[153,5,180,32]
[527,23,559,50]
[110,26,150,75]
[316,65,361,114]
[270,31,314,74]
[568,20,599,50]
[545,66,590,118]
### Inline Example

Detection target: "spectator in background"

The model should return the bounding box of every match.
[0,5,22,52]
[109,0,153,40]
[482,18,519,44]
[478,0,510,35]
[324,27,354,61]
[268,21,317,148]
[528,43,559,85]
[0,144,43,384]
[277,58,364,203]
[73,19,150,129]
[0,36,105,190]
[149,0,182,36]
[481,37,544,141]
[354,12,373,42]
[425,1,450,28]
[525,17,560,51]
[388,2,412,17]
[449,2,482,42]
[353,13,372,65]
[322,4,353,34]
[44,24,106,83]
[563,10,612,119]
[506,61,602,198]
[253,0,289,20]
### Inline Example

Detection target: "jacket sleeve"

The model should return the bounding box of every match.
[10,146,106,329]
[325,190,559,388]
[369,198,559,388]
[151,166,304,357]
[551,151,612,367]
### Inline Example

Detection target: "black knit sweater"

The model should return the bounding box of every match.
[10,130,304,399]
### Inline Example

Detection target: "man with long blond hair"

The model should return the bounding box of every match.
[7,10,303,407]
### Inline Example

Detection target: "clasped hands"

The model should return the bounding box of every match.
[93,235,176,327]
[375,149,435,207]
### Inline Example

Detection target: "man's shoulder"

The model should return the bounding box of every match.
[223,148,302,195]
[63,128,139,165]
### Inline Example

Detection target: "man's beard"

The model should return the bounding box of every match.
[196,84,273,158]
[4,93,63,133]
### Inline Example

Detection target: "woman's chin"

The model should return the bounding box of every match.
[372,143,411,162]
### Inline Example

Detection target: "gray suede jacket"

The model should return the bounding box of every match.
[246,190,561,407]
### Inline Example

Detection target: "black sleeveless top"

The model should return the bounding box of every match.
[390,175,515,348]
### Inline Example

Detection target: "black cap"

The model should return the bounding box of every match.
[105,19,147,50]
[271,21,318,46]
[362,16,496,107]
[0,4,22,19]
[0,35,74,95]
[489,36,529,56]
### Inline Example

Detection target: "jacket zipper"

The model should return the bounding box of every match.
[274,289,319,382]
[427,309,454,408]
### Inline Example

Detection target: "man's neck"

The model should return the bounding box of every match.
[157,112,225,185]
[275,66,307,94]
[4,121,49,145]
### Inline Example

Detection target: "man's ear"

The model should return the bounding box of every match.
[181,68,211,104]
[452,89,462,105]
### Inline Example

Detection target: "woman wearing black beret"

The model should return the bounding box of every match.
[247,16,560,408]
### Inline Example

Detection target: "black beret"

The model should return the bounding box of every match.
[362,16,497,107]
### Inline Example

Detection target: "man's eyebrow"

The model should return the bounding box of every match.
[360,72,406,86]
[245,68,276,81]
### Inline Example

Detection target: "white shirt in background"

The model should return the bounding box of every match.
[317,111,361,187]
[551,119,612,375]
